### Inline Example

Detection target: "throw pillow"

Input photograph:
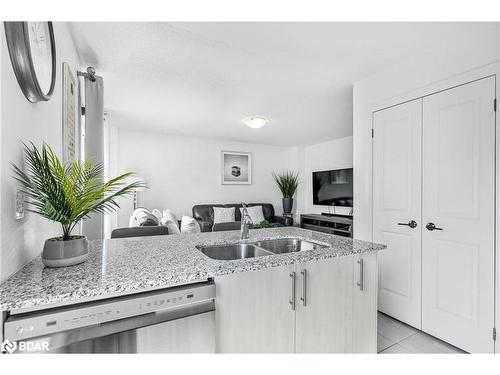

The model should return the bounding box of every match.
[180,215,201,233]
[162,219,181,235]
[161,209,181,234]
[152,209,163,222]
[213,207,236,224]
[239,205,265,224]
[162,209,178,224]
[136,210,159,227]
[129,208,151,227]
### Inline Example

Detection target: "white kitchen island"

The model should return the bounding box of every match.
[0,227,384,353]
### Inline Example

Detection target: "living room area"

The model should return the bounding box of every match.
[108,126,353,239]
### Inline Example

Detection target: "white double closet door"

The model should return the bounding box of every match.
[373,76,496,353]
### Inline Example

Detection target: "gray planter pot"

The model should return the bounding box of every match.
[282,197,294,214]
[42,235,89,268]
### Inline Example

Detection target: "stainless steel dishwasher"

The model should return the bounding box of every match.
[2,282,215,353]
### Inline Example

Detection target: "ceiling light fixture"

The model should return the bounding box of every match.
[243,116,268,129]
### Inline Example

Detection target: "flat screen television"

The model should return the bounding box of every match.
[312,168,353,207]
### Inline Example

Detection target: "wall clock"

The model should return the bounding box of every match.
[4,22,56,103]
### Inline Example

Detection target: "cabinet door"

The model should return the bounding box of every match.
[352,252,378,353]
[373,99,423,328]
[215,264,295,353]
[295,256,354,353]
[422,77,495,353]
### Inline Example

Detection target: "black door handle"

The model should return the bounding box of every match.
[426,222,443,231]
[398,220,418,229]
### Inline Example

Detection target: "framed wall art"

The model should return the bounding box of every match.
[221,151,252,185]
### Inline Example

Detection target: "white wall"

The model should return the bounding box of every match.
[353,24,500,241]
[295,136,353,219]
[112,128,299,228]
[0,23,83,282]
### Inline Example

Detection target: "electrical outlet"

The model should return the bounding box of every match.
[15,188,24,220]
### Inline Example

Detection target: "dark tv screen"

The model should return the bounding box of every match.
[312,168,353,207]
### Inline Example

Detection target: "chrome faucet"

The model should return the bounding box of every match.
[240,202,253,241]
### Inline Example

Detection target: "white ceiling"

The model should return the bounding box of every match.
[68,22,497,146]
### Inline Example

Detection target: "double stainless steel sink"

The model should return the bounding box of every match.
[198,238,327,260]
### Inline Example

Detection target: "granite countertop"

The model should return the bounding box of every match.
[0,227,385,314]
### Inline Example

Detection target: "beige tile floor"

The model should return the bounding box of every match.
[377,312,466,354]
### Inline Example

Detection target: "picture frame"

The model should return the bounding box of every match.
[221,151,252,185]
[62,62,77,164]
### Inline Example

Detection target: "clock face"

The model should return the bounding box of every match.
[27,22,54,95]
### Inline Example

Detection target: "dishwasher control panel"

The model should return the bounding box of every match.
[4,282,215,342]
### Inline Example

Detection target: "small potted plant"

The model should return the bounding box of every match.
[12,142,144,268]
[273,170,300,215]
[259,219,270,229]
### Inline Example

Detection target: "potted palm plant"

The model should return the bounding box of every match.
[12,142,144,268]
[273,170,300,215]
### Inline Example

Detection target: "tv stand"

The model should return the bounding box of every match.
[300,214,353,237]
[321,212,352,219]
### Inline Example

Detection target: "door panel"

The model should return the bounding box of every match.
[379,231,413,297]
[295,257,354,353]
[373,99,422,328]
[422,77,495,353]
[434,240,477,320]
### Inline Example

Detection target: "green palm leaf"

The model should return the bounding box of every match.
[12,142,144,240]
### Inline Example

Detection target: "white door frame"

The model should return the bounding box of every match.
[370,62,499,353]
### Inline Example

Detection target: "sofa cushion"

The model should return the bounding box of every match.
[212,221,241,232]
[192,204,224,223]
[192,203,275,224]
[257,203,275,221]
[180,216,201,233]
[197,220,213,232]
[213,207,236,224]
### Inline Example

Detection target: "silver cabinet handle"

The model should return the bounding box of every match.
[300,269,307,306]
[289,272,296,310]
[357,259,364,291]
